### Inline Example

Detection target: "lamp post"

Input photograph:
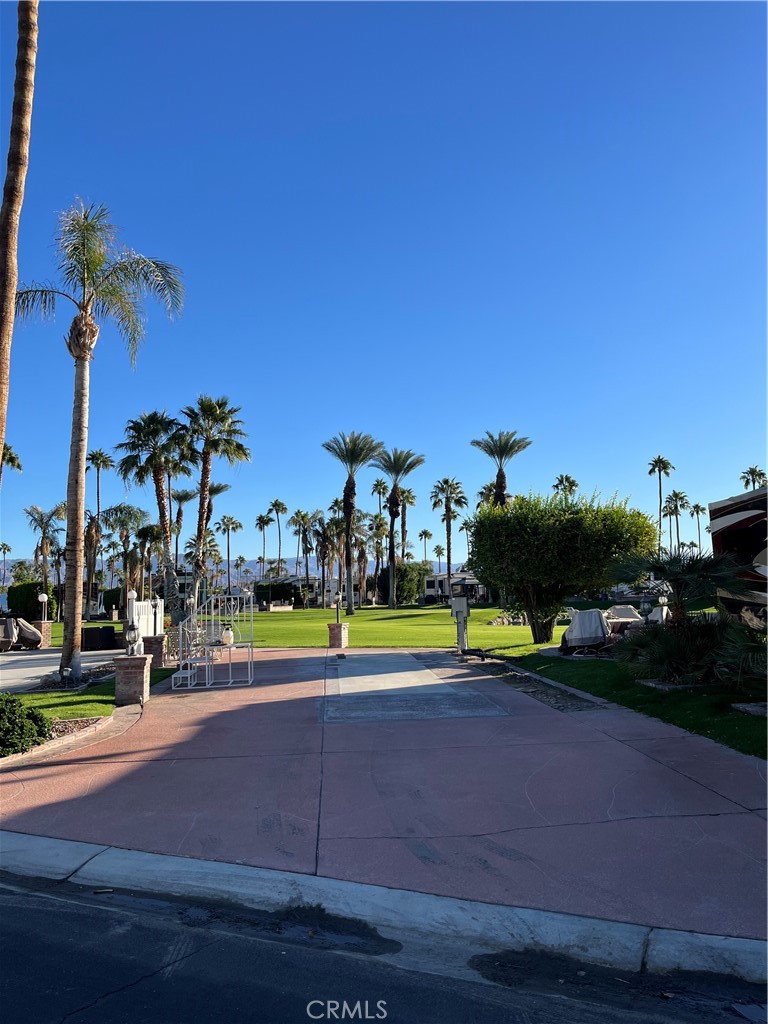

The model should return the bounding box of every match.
[37,592,48,623]
[151,594,159,636]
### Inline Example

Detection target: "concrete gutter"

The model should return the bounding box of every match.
[1,830,763,984]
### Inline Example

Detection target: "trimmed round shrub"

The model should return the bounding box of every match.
[0,693,53,757]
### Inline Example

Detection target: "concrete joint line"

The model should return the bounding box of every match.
[1,831,763,984]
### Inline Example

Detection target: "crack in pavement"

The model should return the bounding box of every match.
[54,936,220,1024]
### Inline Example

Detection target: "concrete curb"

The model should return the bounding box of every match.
[462,654,613,707]
[1,830,763,984]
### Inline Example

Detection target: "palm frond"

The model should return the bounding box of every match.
[15,283,75,322]
[56,200,114,297]
[93,282,145,362]
[96,251,184,318]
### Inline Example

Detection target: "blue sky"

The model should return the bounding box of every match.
[1,1,765,564]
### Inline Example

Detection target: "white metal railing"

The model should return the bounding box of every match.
[173,593,255,689]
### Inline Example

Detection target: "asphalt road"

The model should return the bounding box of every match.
[0,875,760,1024]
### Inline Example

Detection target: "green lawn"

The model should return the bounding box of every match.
[506,653,766,759]
[49,620,124,646]
[18,669,175,720]
[209,605,566,654]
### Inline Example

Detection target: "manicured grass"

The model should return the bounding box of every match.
[18,668,175,721]
[507,653,766,759]
[210,605,567,653]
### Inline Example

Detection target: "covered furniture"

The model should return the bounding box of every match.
[559,609,612,655]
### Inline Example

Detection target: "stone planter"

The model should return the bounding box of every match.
[327,623,349,649]
[142,635,166,671]
[114,654,152,707]
[31,620,52,650]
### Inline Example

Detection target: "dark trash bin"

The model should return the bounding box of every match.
[81,627,101,651]
[99,625,117,649]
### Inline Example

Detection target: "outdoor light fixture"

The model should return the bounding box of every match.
[658,594,668,607]
[37,592,49,622]
[150,594,159,635]
[125,621,140,655]
[127,590,137,601]
[640,597,651,621]
[221,623,234,646]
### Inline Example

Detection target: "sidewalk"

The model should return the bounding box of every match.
[1,648,765,979]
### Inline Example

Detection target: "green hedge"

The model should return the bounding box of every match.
[103,586,123,614]
[255,582,296,603]
[6,581,57,622]
[0,693,52,757]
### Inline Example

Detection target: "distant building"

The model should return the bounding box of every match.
[423,569,488,604]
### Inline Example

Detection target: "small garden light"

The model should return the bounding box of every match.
[658,594,668,607]
[37,592,48,622]
[150,594,159,635]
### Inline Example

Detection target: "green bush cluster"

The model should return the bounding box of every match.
[375,561,432,606]
[102,586,123,614]
[0,693,52,757]
[6,581,57,622]
[617,613,767,691]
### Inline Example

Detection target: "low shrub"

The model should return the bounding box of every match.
[0,693,52,757]
[616,612,767,691]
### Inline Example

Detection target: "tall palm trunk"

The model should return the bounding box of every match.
[387,488,400,609]
[674,512,680,551]
[275,514,283,575]
[0,1,38,464]
[261,529,266,578]
[400,502,408,562]
[494,467,507,507]
[657,471,663,554]
[152,465,180,620]
[696,514,702,550]
[445,500,453,594]
[61,356,90,671]
[226,529,232,593]
[190,450,212,613]
[343,475,356,615]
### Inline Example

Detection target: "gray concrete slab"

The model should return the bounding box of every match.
[0,649,114,693]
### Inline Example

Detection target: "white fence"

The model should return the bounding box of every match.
[174,594,255,689]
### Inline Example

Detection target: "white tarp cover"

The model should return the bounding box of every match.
[562,609,610,648]
[648,605,670,624]
[607,605,643,621]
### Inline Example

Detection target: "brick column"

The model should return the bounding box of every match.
[31,621,52,649]
[327,623,349,649]
[142,635,166,670]
[114,654,152,707]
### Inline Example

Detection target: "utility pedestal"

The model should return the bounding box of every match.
[114,654,152,707]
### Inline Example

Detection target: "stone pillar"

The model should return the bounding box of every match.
[142,634,166,671]
[327,622,349,649]
[31,621,52,649]
[114,654,152,707]
[110,609,119,621]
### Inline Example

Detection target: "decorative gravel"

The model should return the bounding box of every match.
[50,717,102,738]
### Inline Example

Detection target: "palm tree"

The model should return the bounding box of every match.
[115,411,188,619]
[370,448,425,608]
[164,436,197,527]
[475,481,495,508]
[50,540,64,619]
[667,490,689,551]
[16,201,183,669]
[430,478,467,593]
[255,513,274,578]
[662,496,675,551]
[268,500,288,576]
[433,544,445,574]
[400,487,417,562]
[648,455,675,554]
[0,441,22,487]
[0,541,10,589]
[689,502,706,551]
[102,503,148,615]
[171,486,197,570]
[322,432,384,615]
[371,478,389,516]
[215,515,243,594]
[419,529,433,561]
[0,0,39,463]
[312,516,331,608]
[740,466,767,490]
[135,522,162,601]
[552,474,578,497]
[288,510,314,591]
[86,449,114,524]
[83,509,102,616]
[233,555,246,589]
[326,514,347,607]
[367,512,388,605]
[470,430,531,506]
[182,396,249,611]
[24,501,65,593]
